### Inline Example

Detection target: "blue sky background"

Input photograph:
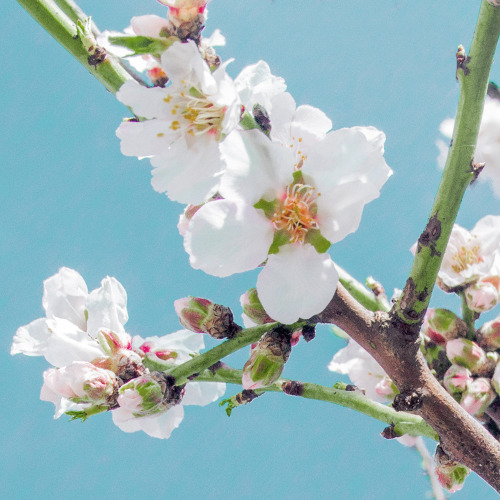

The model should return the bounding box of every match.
[2,1,500,498]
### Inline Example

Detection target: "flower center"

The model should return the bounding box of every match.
[163,87,226,139]
[271,184,319,243]
[451,244,483,273]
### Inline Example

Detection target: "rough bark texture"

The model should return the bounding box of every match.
[314,284,500,491]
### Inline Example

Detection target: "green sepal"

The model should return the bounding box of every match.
[268,230,290,254]
[108,35,176,57]
[292,170,305,185]
[219,397,237,417]
[254,198,277,218]
[188,86,204,98]
[66,405,108,422]
[240,112,260,131]
[142,357,176,372]
[305,229,331,253]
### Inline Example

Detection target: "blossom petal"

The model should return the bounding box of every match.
[130,15,169,37]
[44,319,103,367]
[112,404,185,439]
[185,199,274,277]
[150,135,224,204]
[11,318,51,356]
[220,129,294,204]
[42,267,88,330]
[182,381,226,406]
[256,244,338,324]
[86,277,128,338]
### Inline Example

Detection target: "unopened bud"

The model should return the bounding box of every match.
[116,372,184,418]
[460,377,496,417]
[446,338,492,374]
[375,376,398,400]
[434,444,470,493]
[97,328,133,356]
[465,276,500,313]
[93,348,145,382]
[240,288,274,325]
[421,308,467,345]
[491,362,500,395]
[443,364,473,398]
[41,361,119,409]
[420,335,451,379]
[242,327,292,390]
[477,318,500,351]
[175,296,241,339]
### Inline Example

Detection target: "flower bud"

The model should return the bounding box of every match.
[491,362,500,396]
[97,328,133,356]
[421,308,467,345]
[477,318,500,351]
[460,377,496,417]
[374,376,398,400]
[465,276,500,313]
[240,288,274,325]
[175,296,241,339]
[117,372,184,418]
[41,361,118,407]
[442,364,472,398]
[93,348,145,382]
[446,338,492,374]
[419,335,451,379]
[434,444,470,493]
[242,327,292,390]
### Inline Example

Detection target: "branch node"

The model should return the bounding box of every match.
[393,390,424,412]
[381,423,399,440]
[470,160,486,184]
[282,380,304,396]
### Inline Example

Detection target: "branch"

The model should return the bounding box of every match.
[196,366,437,440]
[315,284,500,491]
[167,321,305,385]
[17,0,134,94]
[394,0,500,324]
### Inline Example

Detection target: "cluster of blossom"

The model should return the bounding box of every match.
[11,267,225,439]
[329,215,500,492]
[102,2,392,326]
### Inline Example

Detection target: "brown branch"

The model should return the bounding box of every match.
[314,284,500,491]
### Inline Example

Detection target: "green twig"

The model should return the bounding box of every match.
[17,0,134,93]
[395,0,500,324]
[335,264,389,313]
[196,368,438,440]
[167,321,306,385]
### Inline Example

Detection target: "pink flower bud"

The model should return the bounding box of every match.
[97,328,133,355]
[421,308,467,345]
[477,318,500,351]
[491,362,500,395]
[374,376,398,400]
[175,296,240,339]
[446,338,490,374]
[158,0,209,26]
[41,361,118,407]
[240,288,274,325]
[242,327,292,390]
[460,377,496,416]
[434,444,470,493]
[465,276,500,313]
[443,364,472,397]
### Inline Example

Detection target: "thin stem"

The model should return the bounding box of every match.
[17,0,134,94]
[335,263,389,312]
[196,367,438,441]
[395,0,500,324]
[460,291,476,339]
[414,437,446,500]
[168,322,306,385]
